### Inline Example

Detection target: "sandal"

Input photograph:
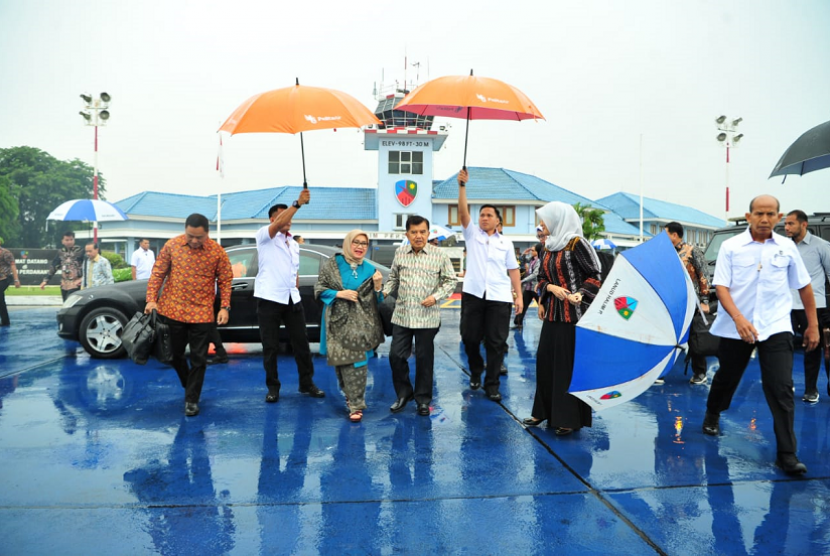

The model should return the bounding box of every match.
[349,410,363,423]
[522,417,545,427]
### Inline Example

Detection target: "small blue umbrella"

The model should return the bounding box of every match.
[47,199,128,222]
[591,238,617,250]
[569,233,696,410]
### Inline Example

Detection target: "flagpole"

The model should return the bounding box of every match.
[216,134,224,245]
[639,134,644,243]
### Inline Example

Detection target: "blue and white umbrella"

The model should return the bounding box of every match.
[591,238,617,250]
[47,199,128,222]
[429,225,456,241]
[569,233,696,411]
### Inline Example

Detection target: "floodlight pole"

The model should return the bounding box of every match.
[80,93,111,242]
[715,116,743,221]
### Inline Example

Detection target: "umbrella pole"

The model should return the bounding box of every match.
[300,131,310,204]
[463,107,471,170]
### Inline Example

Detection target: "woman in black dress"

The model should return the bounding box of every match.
[523,201,602,435]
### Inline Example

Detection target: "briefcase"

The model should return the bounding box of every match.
[152,315,174,364]
[122,311,156,365]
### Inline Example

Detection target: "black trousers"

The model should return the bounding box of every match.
[0,277,10,325]
[257,298,315,395]
[514,289,538,326]
[389,324,438,404]
[166,318,211,404]
[60,287,79,301]
[792,308,830,393]
[208,322,227,357]
[706,332,797,454]
[461,292,511,393]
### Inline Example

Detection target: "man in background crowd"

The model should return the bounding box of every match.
[81,243,114,289]
[0,236,21,327]
[40,231,85,301]
[131,238,155,280]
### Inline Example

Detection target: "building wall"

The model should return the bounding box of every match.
[375,136,437,231]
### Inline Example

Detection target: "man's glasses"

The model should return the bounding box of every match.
[352,240,369,247]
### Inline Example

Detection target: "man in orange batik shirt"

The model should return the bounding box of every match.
[145,213,233,417]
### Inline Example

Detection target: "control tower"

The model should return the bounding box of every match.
[364,82,448,235]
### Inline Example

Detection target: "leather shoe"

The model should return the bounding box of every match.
[469,374,482,390]
[776,453,807,475]
[417,402,430,416]
[486,390,502,402]
[299,384,326,398]
[702,411,720,436]
[206,355,229,365]
[390,394,414,413]
[500,363,508,376]
[184,402,199,416]
[265,392,279,403]
[522,417,545,427]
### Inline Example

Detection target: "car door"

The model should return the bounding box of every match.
[223,246,258,340]
[298,248,325,341]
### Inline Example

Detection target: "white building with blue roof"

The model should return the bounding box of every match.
[98,85,719,256]
[596,192,726,248]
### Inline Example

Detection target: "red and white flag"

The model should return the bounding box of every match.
[216,135,225,178]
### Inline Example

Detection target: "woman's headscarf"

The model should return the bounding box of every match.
[342,229,369,269]
[536,201,583,253]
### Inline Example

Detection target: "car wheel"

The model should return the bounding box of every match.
[79,307,128,359]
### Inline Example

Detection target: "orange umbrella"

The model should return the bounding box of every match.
[219,79,381,190]
[395,70,544,168]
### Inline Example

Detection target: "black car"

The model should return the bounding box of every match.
[57,244,391,358]
[703,212,830,305]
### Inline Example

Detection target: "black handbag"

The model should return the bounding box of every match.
[689,311,720,357]
[122,311,157,365]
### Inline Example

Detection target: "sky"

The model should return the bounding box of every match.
[1,0,829,222]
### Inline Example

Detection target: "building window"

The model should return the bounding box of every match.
[448,204,470,226]
[393,213,411,230]
[497,206,516,227]
[650,223,658,235]
[389,151,423,175]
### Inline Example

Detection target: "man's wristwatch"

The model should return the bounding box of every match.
[292,200,301,209]
[221,306,231,312]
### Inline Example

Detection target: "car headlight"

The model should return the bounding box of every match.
[62,294,84,309]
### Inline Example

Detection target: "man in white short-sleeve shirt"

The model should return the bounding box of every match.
[130,239,155,280]
[703,195,819,476]
[254,188,324,403]
[457,168,523,402]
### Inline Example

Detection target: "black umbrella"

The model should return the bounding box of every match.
[769,119,830,179]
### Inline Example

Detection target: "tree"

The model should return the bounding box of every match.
[0,175,21,244]
[0,147,106,247]
[572,202,606,240]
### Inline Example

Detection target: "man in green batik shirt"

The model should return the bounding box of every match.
[383,215,457,416]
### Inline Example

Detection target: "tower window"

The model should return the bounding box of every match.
[389,151,423,175]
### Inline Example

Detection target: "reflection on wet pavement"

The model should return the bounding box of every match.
[1,306,828,554]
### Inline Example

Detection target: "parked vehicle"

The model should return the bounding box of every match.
[57,244,391,358]
[702,212,830,305]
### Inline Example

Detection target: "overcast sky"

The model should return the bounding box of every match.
[1,0,828,221]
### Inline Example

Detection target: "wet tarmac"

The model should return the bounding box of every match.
[1,305,829,555]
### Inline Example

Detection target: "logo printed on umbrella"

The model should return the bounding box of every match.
[600,391,622,400]
[475,93,509,104]
[303,115,343,125]
[395,180,418,207]
[614,296,638,320]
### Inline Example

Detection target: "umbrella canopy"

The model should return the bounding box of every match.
[219,79,381,190]
[428,225,456,241]
[569,233,697,411]
[47,199,128,222]
[591,238,617,250]
[395,70,544,167]
[769,119,830,178]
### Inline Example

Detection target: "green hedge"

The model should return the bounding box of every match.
[113,267,132,283]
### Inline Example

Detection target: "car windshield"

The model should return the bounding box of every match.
[704,229,743,263]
